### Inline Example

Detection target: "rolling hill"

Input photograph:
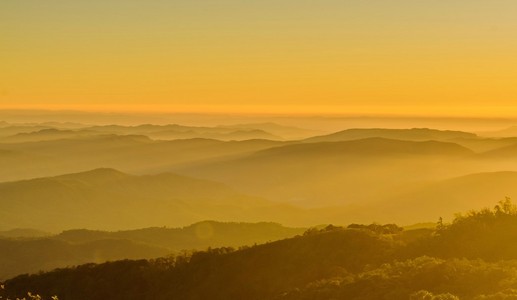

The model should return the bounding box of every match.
[0,221,304,280]
[82,124,283,141]
[217,122,323,140]
[56,221,305,251]
[0,136,289,182]
[0,168,305,231]
[0,238,169,280]
[181,138,477,206]
[376,171,517,224]
[0,128,100,143]
[7,205,517,300]
[482,142,517,158]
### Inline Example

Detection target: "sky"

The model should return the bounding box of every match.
[1,0,517,116]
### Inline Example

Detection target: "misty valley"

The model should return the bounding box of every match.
[2,121,517,299]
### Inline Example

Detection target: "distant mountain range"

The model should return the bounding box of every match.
[0,135,288,182]
[1,125,517,228]
[0,122,320,143]
[180,138,477,206]
[304,128,477,143]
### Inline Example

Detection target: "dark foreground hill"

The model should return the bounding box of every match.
[0,238,169,281]
[0,221,303,280]
[5,200,517,300]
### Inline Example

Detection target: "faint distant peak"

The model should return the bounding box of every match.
[217,122,323,140]
[34,128,68,133]
[305,127,477,143]
[252,137,473,158]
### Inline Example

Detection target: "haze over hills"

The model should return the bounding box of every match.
[2,121,517,298]
[304,128,478,143]
[1,122,517,224]
[217,122,323,140]
[0,168,308,232]
[0,121,318,143]
[83,124,284,141]
[180,138,479,206]
[0,128,101,143]
[482,143,517,158]
[479,126,517,138]
[5,0,517,295]
[448,137,517,153]
[0,135,289,182]
[1,123,517,227]
[0,125,59,138]
[259,137,474,157]
[55,221,305,251]
[369,171,517,224]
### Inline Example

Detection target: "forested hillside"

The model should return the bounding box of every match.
[0,221,303,280]
[4,200,517,300]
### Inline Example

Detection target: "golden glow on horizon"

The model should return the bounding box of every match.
[1,0,517,116]
[5,103,517,119]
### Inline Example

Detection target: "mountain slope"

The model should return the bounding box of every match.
[0,136,289,182]
[56,221,305,250]
[0,238,169,280]
[7,205,517,300]
[0,169,302,231]
[3,228,395,300]
[255,137,474,158]
[0,221,304,280]
[482,142,517,158]
[375,171,517,224]
[181,138,476,206]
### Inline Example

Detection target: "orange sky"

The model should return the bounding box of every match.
[1,1,517,116]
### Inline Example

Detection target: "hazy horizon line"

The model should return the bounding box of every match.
[3,108,517,121]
